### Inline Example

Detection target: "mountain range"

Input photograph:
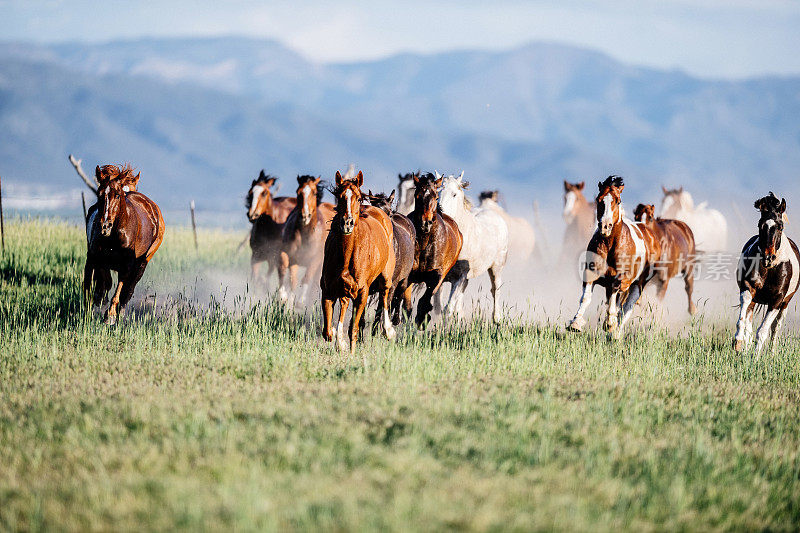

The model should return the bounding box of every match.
[1,36,798,223]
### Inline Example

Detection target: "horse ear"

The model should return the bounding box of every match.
[458,170,464,181]
[598,181,604,191]
[265,177,276,188]
[662,185,668,195]
[259,169,266,179]
[335,171,343,185]
[388,189,395,203]
[678,186,683,193]
[434,170,442,181]
[297,175,303,185]
[95,165,102,181]
[314,176,322,186]
[412,173,420,185]
[563,180,569,191]
[577,181,585,190]
[780,198,787,213]
[252,179,258,187]
[754,198,764,211]
[356,171,363,187]
[434,177,443,189]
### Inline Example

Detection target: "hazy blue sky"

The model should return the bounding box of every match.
[2,0,799,78]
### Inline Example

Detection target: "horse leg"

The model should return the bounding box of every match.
[116,260,148,319]
[349,290,369,354]
[105,274,126,326]
[733,290,755,352]
[285,264,299,307]
[380,280,397,341]
[683,265,697,315]
[617,284,643,339]
[322,296,334,342]
[604,289,620,333]
[298,256,322,306]
[768,306,786,354]
[415,274,439,329]
[754,306,781,358]
[488,266,503,323]
[400,283,414,325]
[336,297,350,352]
[567,282,594,332]
[277,251,290,302]
[250,256,261,288]
[444,273,467,322]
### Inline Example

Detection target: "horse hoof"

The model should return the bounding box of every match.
[566,318,585,332]
[385,326,397,341]
[611,329,622,340]
[105,315,117,326]
[733,339,744,352]
[278,287,289,303]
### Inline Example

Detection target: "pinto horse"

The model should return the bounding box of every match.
[395,171,419,216]
[567,176,660,338]
[246,170,297,286]
[321,171,396,353]
[278,175,335,305]
[561,180,596,264]
[407,172,463,327]
[633,203,698,315]
[83,164,164,324]
[439,172,508,322]
[733,193,800,356]
[366,190,416,325]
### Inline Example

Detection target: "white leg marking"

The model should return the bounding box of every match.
[568,283,593,331]
[336,320,347,352]
[734,291,753,350]
[606,291,619,331]
[755,308,781,356]
[383,306,396,340]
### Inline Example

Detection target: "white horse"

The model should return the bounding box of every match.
[660,187,728,252]
[438,172,509,322]
[478,190,535,263]
[395,172,417,216]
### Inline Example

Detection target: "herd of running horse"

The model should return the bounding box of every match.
[82,164,799,356]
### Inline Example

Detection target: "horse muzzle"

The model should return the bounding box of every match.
[600,223,613,236]
[341,217,355,235]
[301,213,313,226]
[101,221,113,236]
[762,253,777,268]
[420,220,433,233]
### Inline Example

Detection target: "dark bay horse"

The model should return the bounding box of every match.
[567,176,660,338]
[246,170,297,286]
[407,172,463,327]
[278,175,335,305]
[734,192,800,355]
[366,190,416,325]
[633,203,698,315]
[84,164,164,324]
[561,180,596,264]
[321,171,397,353]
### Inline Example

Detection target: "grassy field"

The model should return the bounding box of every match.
[1,218,799,531]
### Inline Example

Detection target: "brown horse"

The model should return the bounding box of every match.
[278,175,335,305]
[83,164,165,324]
[321,171,396,353]
[366,190,417,326]
[246,170,297,286]
[408,172,463,327]
[567,176,660,338]
[561,180,596,263]
[633,203,698,315]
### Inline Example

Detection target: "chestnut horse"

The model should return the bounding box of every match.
[366,190,417,325]
[633,203,698,315]
[278,175,335,305]
[246,170,297,286]
[567,176,660,338]
[321,171,396,353]
[734,193,800,356]
[561,181,596,264]
[408,172,463,327]
[83,164,164,324]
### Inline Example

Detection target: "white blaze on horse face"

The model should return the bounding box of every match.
[600,195,615,235]
[345,189,353,218]
[301,185,312,218]
[563,191,576,219]
[249,185,264,218]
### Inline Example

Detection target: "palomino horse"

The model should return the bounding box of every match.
[478,190,535,263]
[660,187,728,252]
[321,171,396,353]
[84,164,164,325]
[733,193,800,356]
[439,172,508,322]
[246,170,297,286]
[633,204,698,315]
[567,176,660,338]
[408,172,463,327]
[278,175,335,305]
[561,181,596,264]
[395,171,419,216]
[366,190,416,325]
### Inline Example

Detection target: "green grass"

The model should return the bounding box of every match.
[1,218,799,531]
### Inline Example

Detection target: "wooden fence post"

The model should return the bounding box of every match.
[190,200,198,251]
[0,172,5,253]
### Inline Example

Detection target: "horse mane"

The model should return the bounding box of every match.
[97,163,140,191]
[298,175,325,204]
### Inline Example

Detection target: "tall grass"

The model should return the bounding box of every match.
[0,218,798,531]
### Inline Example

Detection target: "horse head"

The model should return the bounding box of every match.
[366,189,395,216]
[596,176,625,237]
[413,172,442,234]
[96,163,140,192]
[479,190,499,204]
[333,170,364,235]
[660,185,692,216]
[563,180,585,222]
[247,170,277,222]
[396,171,418,213]
[97,176,126,237]
[296,175,322,226]
[755,192,787,268]
[439,171,471,217]
[633,203,656,224]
